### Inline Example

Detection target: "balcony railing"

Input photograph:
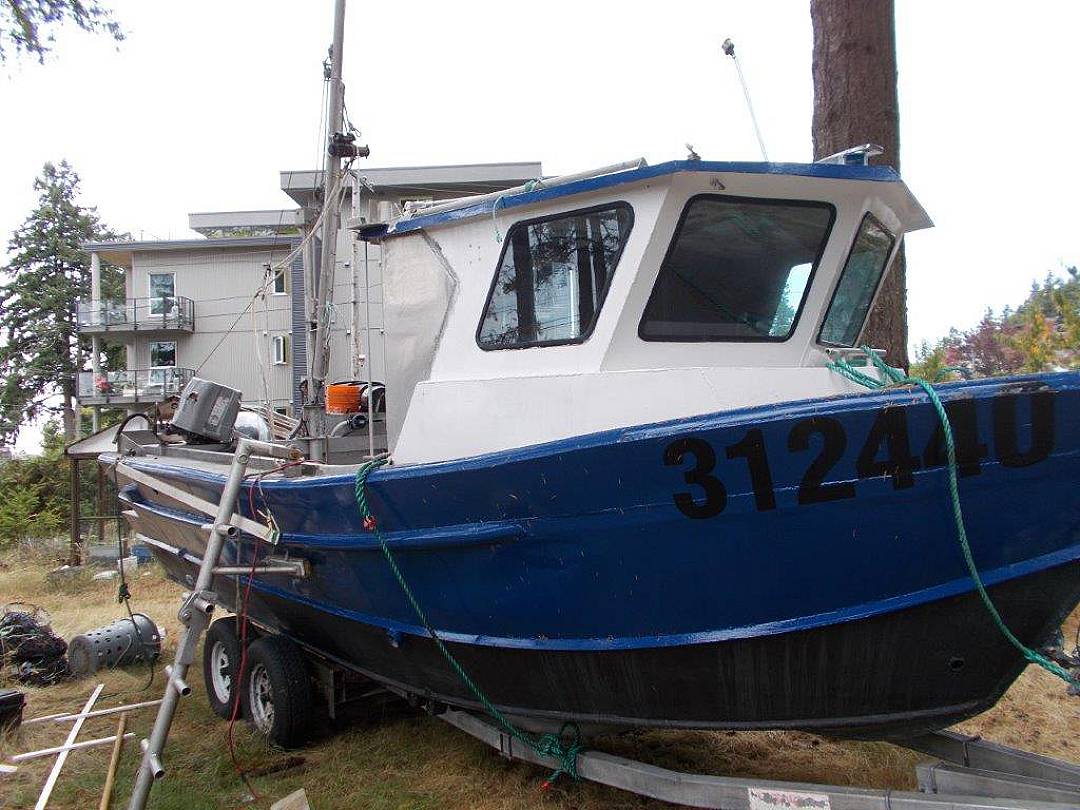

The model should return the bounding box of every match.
[77,367,194,405]
[76,297,195,333]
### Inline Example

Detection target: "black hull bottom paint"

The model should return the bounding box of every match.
[150,549,1079,739]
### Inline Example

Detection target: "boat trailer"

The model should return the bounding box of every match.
[439,709,1080,809]
[119,438,1080,810]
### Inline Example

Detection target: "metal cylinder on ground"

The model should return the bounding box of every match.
[68,615,162,677]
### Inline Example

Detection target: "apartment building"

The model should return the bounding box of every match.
[77,162,541,426]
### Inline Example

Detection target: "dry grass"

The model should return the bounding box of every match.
[0,548,1076,810]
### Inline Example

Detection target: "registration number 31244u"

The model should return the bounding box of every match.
[662,391,1055,520]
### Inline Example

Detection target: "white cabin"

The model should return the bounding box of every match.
[357,158,931,465]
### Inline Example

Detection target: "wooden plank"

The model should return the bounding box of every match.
[13,734,136,763]
[35,683,103,810]
[24,699,162,726]
[98,713,127,810]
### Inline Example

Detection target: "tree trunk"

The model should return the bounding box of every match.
[811,0,908,368]
[58,329,77,442]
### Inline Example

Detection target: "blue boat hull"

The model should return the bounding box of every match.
[118,371,1080,736]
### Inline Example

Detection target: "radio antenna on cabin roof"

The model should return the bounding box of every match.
[722,37,769,162]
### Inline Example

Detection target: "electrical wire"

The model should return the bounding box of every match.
[225,460,303,796]
[193,300,259,374]
[226,488,264,802]
[100,452,157,699]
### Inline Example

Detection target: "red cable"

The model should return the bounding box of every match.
[224,460,305,795]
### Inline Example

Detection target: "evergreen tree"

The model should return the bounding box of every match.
[914,267,1080,378]
[0,161,124,444]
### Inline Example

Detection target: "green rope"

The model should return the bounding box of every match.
[492,195,506,243]
[355,457,583,785]
[829,348,1078,688]
[492,179,542,244]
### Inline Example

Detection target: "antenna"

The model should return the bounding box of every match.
[722,38,769,162]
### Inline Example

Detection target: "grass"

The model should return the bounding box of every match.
[0,546,1076,810]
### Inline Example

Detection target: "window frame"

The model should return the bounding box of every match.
[272,267,288,295]
[272,334,289,365]
[475,201,635,352]
[148,272,177,316]
[816,212,897,349]
[149,340,177,368]
[148,340,177,388]
[637,193,837,344]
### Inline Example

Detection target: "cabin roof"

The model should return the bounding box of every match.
[369,159,926,240]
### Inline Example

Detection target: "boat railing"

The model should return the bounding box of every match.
[401,158,649,219]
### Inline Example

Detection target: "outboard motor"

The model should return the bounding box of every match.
[169,378,242,444]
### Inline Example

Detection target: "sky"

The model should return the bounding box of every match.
[1,1,1078,452]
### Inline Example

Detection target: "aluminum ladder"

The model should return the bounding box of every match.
[126,437,302,810]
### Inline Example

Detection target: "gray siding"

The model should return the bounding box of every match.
[96,199,417,419]
[126,241,306,411]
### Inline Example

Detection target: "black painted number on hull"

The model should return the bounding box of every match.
[787,417,856,505]
[664,437,727,519]
[993,390,1055,467]
[663,391,1057,519]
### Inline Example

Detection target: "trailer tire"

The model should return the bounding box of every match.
[203,617,242,719]
[241,634,312,748]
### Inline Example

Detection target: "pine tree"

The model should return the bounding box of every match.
[0,161,123,444]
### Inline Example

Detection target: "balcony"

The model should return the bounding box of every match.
[76,297,195,335]
[77,367,194,406]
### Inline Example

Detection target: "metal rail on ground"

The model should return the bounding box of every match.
[439,709,1080,810]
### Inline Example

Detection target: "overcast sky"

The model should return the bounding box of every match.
[2,1,1077,452]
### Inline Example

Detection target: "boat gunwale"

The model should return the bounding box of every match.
[109,369,1080,487]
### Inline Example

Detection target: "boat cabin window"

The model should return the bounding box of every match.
[818,213,896,347]
[638,195,835,341]
[477,204,633,350]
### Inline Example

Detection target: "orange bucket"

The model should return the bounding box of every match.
[326,383,362,414]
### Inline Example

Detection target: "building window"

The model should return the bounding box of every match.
[639,195,835,342]
[272,335,289,365]
[149,341,177,388]
[272,267,288,295]
[476,203,633,350]
[818,213,896,347]
[150,341,176,368]
[148,273,176,316]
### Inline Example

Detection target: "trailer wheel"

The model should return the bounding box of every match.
[241,634,312,748]
[203,617,242,719]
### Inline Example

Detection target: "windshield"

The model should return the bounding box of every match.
[639,195,835,341]
[819,213,896,347]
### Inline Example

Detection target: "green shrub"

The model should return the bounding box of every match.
[0,484,63,548]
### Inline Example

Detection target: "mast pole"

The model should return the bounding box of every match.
[307,0,347,458]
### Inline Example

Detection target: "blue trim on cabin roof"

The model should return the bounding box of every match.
[380,160,901,238]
